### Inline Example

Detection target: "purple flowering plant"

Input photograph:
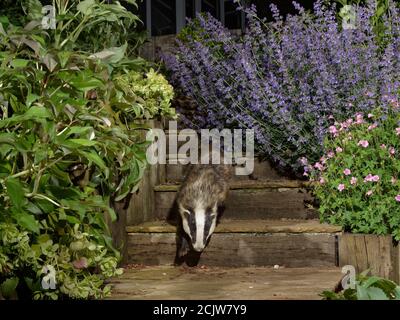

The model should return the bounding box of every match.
[309,102,400,240]
[164,0,400,176]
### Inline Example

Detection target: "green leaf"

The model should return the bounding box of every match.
[15,212,40,234]
[5,179,24,209]
[78,150,107,170]
[68,138,97,146]
[77,0,96,15]
[10,59,29,68]
[90,43,127,64]
[65,215,80,224]
[366,287,389,300]
[0,278,19,299]
[26,93,40,107]
[357,285,369,300]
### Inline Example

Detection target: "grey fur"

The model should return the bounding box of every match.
[175,164,231,265]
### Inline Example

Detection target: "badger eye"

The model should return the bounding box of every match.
[183,208,192,216]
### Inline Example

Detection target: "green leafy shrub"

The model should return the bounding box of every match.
[0,0,147,55]
[113,69,175,121]
[0,1,174,299]
[309,101,400,240]
[321,271,400,300]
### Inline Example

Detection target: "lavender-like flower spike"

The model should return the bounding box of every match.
[164,0,400,176]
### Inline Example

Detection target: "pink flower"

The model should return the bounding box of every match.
[343,168,351,176]
[336,147,343,153]
[355,114,364,124]
[396,195,400,202]
[338,184,345,192]
[327,151,335,158]
[346,118,353,125]
[366,190,373,196]
[358,140,369,148]
[350,177,357,185]
[367,123,378,131]
[367,113,374,118]
[391,177,397,185]
[314,162,324,171]
[381,144,387,149]
[320,156,327,165]
[389,147,396,155]
[319,177,325,184]
[372,175,380,182]
[364,174,380,182]
[328,115,334,120]
[329,125,338,136]
[396,128,400,136]
[73,257,88,269]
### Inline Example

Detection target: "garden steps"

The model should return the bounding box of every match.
[164,154,287,182]
[125,219,341,268]
[108,265,342,300]
[154,180,317,220]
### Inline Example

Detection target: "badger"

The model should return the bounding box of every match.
[174,164,231,266]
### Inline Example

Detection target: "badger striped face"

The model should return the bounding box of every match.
[179,203,217,252]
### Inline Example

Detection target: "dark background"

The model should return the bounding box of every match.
[138,0,319,36]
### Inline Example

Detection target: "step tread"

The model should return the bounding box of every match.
[126,219,341,234]
[108,266,341,300]
[154,180,311,192]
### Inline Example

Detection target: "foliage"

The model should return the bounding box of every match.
[113,69,175,121]
[0,1,174,299]
[164,0,400,176]
[321,270,400,300]
[0,0,147,55]
[337,0,390,44]
[308,101,400,240]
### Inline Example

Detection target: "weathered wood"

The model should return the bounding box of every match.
[155,187,317,220]
[126,232,338,267]
[108,266,342,300]
[126,219,342,234]
[155,180,311,191]
[339,234,400,282]
[166,158,288,182]
[125,120,164,225]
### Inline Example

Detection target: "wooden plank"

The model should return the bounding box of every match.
[126,233,338,267]
[165,159,289,182]
[108,266,342,300]
[339,234,399,281]
[126,219,342,234]
[125,120,164,225]
[155,188,317,220]
[155,180,312,191]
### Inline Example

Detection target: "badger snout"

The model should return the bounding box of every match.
[180,205,217,254]
[192,242,205,252]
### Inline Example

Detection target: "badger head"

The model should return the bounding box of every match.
[178,201,218,252]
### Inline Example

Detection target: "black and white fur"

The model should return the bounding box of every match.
[174,164,231,265]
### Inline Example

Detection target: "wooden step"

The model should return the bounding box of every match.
[126,220,341,268]
[126,219,341,233]
[154,180,316,220]
[165,156,287,182]
[108,265,342,300]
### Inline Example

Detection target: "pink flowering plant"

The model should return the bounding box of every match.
[309,106,400,240]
